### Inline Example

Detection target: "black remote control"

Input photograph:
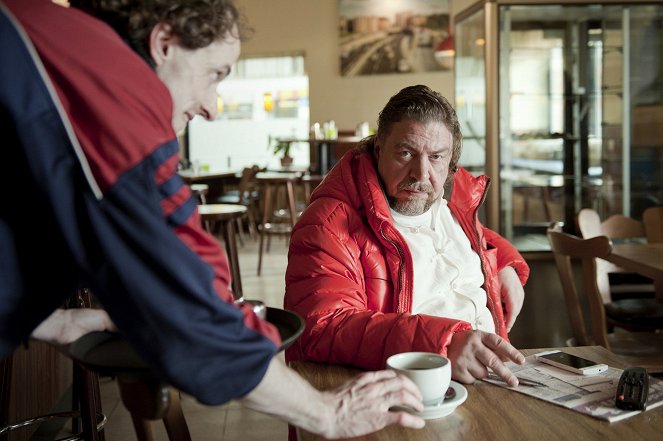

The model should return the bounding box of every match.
[615,367,649,411]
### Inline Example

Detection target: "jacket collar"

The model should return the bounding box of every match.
[311,138,489,227]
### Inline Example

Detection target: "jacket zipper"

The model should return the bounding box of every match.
[470,179,501,333]
[380,226,406,311]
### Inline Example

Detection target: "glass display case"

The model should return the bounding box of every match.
[454,0,663,251]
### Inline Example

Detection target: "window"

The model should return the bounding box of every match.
[188,55,310,171]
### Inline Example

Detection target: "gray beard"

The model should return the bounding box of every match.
[388,196,435,216]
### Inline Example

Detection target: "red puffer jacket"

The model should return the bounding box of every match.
[285,144,529,370]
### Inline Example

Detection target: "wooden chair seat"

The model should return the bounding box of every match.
[547,222,663,373]
[575,208,659,332]
[607,332,663,373]
[605,298,663,329]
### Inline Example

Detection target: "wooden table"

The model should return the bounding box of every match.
[606,243,663,300]
[179,168,240,200]
[178,168,239,183]
[291,346,663,441]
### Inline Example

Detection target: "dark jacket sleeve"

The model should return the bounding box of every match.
[0,2,278,405]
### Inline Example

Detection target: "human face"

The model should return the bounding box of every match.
[375,118,453,216]
[155,33,240,133]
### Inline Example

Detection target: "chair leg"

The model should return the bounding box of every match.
[162,390,192,441]
[235,217,245,246]
[258,185,274,276]
[1,356,12,429]
[117,378,191,441]
[129,414,156,441]
[78,366,103,441]
[246,207,257,240]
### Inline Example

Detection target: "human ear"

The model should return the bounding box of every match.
[149,22,175,68]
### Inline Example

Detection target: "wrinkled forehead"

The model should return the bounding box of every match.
[379,118,452,149]
[379,115,451,141]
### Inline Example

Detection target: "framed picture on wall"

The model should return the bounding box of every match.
[338,0,453,77]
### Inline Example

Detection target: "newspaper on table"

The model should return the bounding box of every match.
[483,353,663,423]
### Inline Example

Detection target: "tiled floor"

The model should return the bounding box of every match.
[100,233,292,441]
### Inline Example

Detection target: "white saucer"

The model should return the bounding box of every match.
[393,381,468,420]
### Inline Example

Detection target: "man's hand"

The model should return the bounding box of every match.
[321,370,425,438]
[31,308,117,345]
[498,266,525,332]
[447,330,525,387]
[240,358,425,439]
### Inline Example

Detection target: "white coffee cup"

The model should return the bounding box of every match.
[386,352,451,405]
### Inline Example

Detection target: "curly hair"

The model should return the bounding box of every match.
[71,0,251,64]
[376,85,463,182]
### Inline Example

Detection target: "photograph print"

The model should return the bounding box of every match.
[339,0,452,77]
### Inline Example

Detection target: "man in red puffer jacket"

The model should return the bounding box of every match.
[285,85,530,387]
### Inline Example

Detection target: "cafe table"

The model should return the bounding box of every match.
[605,243,663,300]
[291,346,663,441]
[178,168,239,183]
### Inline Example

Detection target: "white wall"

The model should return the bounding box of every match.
[188,0,486,169]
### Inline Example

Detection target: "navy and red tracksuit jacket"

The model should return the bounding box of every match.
[0,0,279,405]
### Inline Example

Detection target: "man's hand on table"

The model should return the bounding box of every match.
[320,369,425,438]
[447,330,525,387]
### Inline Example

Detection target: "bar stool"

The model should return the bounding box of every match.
[1,289,106,441]
[255,172,299,276]
[300,174,325,205]
[198,204,248,300]
[189,183,209,204]
[67,332,192,441]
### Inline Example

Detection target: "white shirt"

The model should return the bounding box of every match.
[390,199,496,333]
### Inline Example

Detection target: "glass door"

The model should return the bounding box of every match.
[455,1,663,252]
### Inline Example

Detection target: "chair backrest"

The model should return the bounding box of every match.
[238,165,261,200]
[576,208,645,239]
[547,222,614,349]
[576,208,651,299]
[643,206,663,243]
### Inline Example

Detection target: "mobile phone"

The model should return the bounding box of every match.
[535,350,608,375]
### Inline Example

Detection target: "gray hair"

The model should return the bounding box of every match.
[376,85,462,180]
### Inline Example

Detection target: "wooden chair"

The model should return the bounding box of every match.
[576,208,655,300]
[547,223,663,373]
[643,206,663,243]
[214,165,261,240]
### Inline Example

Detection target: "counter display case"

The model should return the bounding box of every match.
[454,0,663,251]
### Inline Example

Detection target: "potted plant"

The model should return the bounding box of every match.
[272,139,294,167]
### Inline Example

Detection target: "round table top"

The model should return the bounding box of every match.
[255,172,300,182]
[198,203,247,220]
[190,183,210,192]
